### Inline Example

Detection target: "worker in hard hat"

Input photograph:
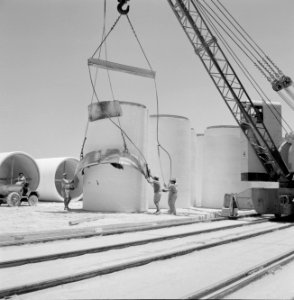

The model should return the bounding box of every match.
[61,173,74,211]
[147,175,162,214]
[163,178,178,215]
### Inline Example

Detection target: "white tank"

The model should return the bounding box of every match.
[36,158,83,202]
[0,152,40,191]
[195,133,204,207]
[202,126,249,208]
[147,114,191,209]
[190,128,197,207]
[83,101,148,212]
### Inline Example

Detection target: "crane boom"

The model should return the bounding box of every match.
[167,0,292,183]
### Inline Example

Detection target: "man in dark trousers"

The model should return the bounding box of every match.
[61,173,74,211]
[163,178,178,215]
[147,176,162,214]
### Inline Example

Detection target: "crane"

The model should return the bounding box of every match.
[116,0,294,217]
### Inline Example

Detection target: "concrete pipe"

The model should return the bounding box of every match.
[36,157,83,202]
[0,151,40,190]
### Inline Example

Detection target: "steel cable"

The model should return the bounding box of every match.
[197,2,292,134]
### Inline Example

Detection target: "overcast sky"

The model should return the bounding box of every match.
[1,0,294,158]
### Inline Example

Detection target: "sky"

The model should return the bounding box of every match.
[1,0,294,159]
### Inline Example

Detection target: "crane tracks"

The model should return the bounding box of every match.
[0,218,293,299]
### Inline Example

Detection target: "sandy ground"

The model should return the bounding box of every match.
[0,201,220,235]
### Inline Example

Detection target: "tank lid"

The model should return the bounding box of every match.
[119,101,146,109]
[150,114,189,120]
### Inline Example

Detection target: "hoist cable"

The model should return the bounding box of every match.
[211,0,280,78]
[88,68,149,166]
[198,0,275,81]
[91,14,122,58]
[101,3,128,152]
[126,15,173,183]
[197,2,292,134]
[85,6,150,168]
[214,0,284,77]
[198,2,291,133]
[79,1,108,160]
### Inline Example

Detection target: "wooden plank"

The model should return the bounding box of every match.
[88,58,156,79]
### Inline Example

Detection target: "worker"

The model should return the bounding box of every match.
[163,178,178,215]
[147,175,162,214]
[229,194,238,219]
[15,172,28,195]
[61,173,74,211]
[15,172,27,185]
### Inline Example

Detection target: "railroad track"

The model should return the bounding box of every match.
[184,248,294,299]
[0,217,292,299]
[0,217,267,268]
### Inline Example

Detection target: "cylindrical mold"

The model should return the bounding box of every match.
[195,133,204,207]
[36,158,83,202]
[0,152,40,190]
[83,101,148,212]
[190,128,197,207]
[147,115,191,209]
[202,126,248,208]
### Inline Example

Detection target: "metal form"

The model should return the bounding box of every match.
[166,0,292,184]
[88,58,156,79]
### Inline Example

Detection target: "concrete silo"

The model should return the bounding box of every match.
[195,133,204,207]
[147,114,191,209]
[82,101,149,212]
[202,126,249,208]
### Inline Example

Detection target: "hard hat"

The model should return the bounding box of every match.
[63,173,67,176]
[170,178,176,183]
[153,176,159,181]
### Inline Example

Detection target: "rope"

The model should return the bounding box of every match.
[126,14,173,184]
[197,2,292,134]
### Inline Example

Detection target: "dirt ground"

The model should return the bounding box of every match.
[0,201,220,235]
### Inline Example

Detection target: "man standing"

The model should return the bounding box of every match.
[61,173,74,211]
[163,178,178,215]
[147,176,162,214]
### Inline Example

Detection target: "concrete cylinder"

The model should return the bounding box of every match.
[195,133,204,207]
[0,152,40,190]
[190,128,197,207]
[83,101,148,212]
[202,126,248,208]
[147,114,191,209]
[36,157,83,202]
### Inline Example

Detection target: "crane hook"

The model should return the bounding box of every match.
[117,0,130,15]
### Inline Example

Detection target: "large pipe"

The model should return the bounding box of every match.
[0,151,40,190]
[36,157,83,202]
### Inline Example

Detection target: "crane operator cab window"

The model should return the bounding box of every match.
[253,105,263,124]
